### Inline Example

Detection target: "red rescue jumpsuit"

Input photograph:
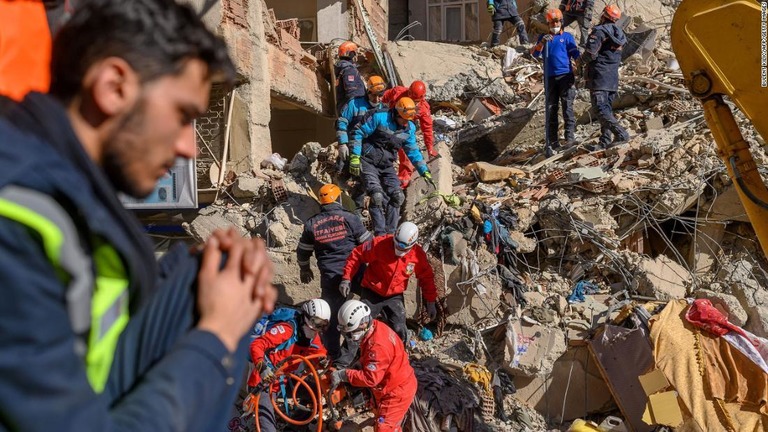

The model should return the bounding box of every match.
[248,321,327,388]
[382,86,436,188]
[346,320,418,432]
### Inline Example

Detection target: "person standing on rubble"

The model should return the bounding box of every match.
[335,41,366,113]
[331,299,418,432]
[0,1,278,431]
[348,97,435,235]
[339,222,437,344]
[382,80,437,189]
[296,183,372,364]
[487,0,530,47]
[531,8,580,154]
[248,299,330,432]
[559,0,594,48]
[579,4,630,149]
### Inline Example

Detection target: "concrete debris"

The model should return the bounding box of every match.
[632,254,689,300]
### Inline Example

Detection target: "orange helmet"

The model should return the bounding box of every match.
[408,81,427,101]
[338,41,358,58]
[367,75,386,95]
[545,8,563,23]
[602,5,621,22]
[318,183,341,204]
[395,97,417,121]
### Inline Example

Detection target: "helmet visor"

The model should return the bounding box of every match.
[394,240,413,256]
[306,316,329,331]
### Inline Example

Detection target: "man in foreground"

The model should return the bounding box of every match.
[0,1,276,430]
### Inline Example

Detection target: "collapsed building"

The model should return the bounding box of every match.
[138,0,768,431]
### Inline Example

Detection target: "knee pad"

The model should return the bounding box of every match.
[372,192,385,208]
[390,191,405,207]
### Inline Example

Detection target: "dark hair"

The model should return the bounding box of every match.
[50,0,236,101]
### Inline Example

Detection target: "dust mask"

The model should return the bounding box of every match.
[550,26,561,34]
[302,323,317,339]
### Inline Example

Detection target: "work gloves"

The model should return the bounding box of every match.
[338,144,349,161]
[424,171,436,189]
[349,155,361,176]
[260,366,275,383]
[330,369,348,388]
[542,34,554,42]
[426,302,437,320]
[487,4,495,15]
[339,279,352,298]
[300,265,314,284]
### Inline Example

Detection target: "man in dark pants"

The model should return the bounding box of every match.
[559,0,594,47]
[531,8,580,155]
[0,1,278,430]
[580,4,630,149]
[297,184,372,365]
[340,222,437,344]
[487,0,529,47]
[348,98,434,235]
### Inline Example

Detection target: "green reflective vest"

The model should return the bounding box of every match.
[0,185,129,393]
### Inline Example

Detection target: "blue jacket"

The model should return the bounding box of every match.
[487,0,519,20]
[336,97,383,145]
[334,59,366,111]
[296,203,372,277]
[583,22,627,91]
[0,93,244,431]
[533,31,580,77]
[350,109,429,176]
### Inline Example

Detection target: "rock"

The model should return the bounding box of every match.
[267,222,289,247]
[300,141,323,162]
[403,141,453,222]
[693,289,748,327]
[508,231,537,253]
[288,152,310,176]
[718,260,768,337]
[232,174,266,199]
[634,255,689,300]
[186,207,248,242]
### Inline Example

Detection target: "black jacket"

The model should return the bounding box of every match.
[334,59,366,111]
[297,203,371,277]
[559,0,594,17]
[583,22,626,91]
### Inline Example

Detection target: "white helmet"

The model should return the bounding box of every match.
[301,298,331,331]
[337,300,372,341]
[394,221,419,256]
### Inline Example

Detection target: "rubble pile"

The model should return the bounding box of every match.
[186,3,768,430]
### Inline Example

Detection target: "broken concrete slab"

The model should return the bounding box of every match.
[454,108,535,164]
[634,255,689,300]
[503,320,567,378]
[703,184,749,222]
[569,167,608,182]
[512,345,615,422]
[464,161,526,182]
[185,206,249,241]
[232,174,268,199]
[385,40,517,104]
[403,141,454,223]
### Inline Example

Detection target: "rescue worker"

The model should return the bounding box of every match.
[487,0,529,47]
[579,4,630,149]
[0,1,278,430]
[382,80,437,188]
[335,41,366,113]
[296,183,372,363]
[337,74,387,190]
[248,299,330,432]
[559,0,594,47]
[331,300,418,432]
[340,222,437,344]
[348,98,434,235]
[531,8,580,154]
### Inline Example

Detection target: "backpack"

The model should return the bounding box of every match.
[251,307,302,369]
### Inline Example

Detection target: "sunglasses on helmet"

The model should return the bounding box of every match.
[306,316,329,331]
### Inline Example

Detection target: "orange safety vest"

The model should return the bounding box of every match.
[0,0,52,101]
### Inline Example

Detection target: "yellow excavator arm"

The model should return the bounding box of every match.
[672,0,768,258]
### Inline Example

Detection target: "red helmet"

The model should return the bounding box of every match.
[602,4,621,22]
[408,81,427,101]
[338,41,358,58]
[545,8,563,23]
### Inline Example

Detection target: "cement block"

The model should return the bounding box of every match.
[403,141,453,222]
[634,255,689,300]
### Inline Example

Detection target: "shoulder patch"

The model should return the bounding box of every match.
[406,262,416,275]
[270,325,287,335]
[366,363,378,371]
